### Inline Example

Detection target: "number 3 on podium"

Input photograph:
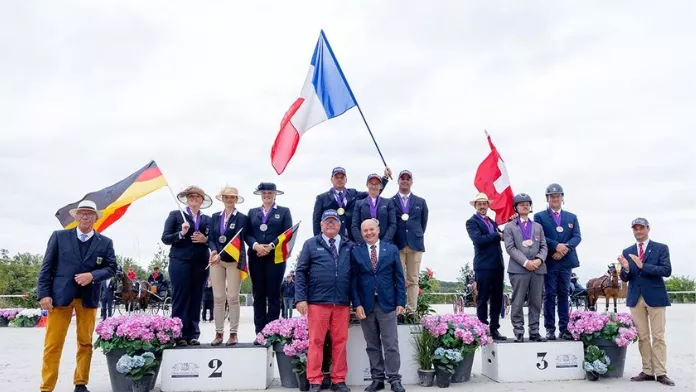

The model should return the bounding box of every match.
[209,359,223,378]
[536,352,548,370]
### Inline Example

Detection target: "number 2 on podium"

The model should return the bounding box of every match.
[536,352,548,370]
[209,359,223,378]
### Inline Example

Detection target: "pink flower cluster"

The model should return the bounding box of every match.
[568,311,610,336]
[567,311,638,348]
[0,308,21,320]
[616,327,638,347]
[96,314,182,343]
[255,316,309,357]
[421,314,493,347]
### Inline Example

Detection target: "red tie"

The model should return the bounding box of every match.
[370,245,378,272]
[554,212,560,219]
[638,243,644,260]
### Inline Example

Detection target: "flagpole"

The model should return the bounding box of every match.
[207,229,243,270]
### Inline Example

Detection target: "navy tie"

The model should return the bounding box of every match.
[329,238,338,266]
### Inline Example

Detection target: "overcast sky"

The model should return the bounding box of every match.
[1,1,694,284]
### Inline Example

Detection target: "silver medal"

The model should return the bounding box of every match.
[260,224,268,232]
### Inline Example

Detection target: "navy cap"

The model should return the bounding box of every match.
[332,167,346,177]
[366,173,382,183]
[631,217,649,227]
[321,209,340,222]
[398,170,413,179]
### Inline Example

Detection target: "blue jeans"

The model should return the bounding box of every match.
[544,269,571,333]
[283,297,294,318]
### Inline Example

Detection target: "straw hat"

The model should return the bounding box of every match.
[177,185,213,209]
[215,186,245,203]
[470,192,491,207]
[69,200,103,219]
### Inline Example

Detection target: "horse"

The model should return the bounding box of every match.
[586,264,621,313]
[118,272,139,313]
[137,280,152,311]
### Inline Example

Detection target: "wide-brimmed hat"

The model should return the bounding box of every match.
[470,192,491,207]
[215,186,245,203]
[177,185,213,209]
[253,182,284,195]
[69,200,103,219]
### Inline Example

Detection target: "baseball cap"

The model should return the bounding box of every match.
[366,173,382,183]
[631,217,649,227]
[332,167,346,177]
[321,209,340,222]
[398,170,413,179]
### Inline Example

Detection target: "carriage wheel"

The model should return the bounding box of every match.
[162,297,172,317]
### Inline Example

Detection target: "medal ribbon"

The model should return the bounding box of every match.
[517,217,532,240]
[399,194,410,215]
[260,203,276,225]
[333,189,346,208]
[551,209,562,226]
[186,207,201,231]
[368,197,380,218]
[220,210,235,235]
[476,213,495,234]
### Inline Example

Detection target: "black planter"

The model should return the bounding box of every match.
[0,318,8,327]
[451,352,475,383]
[417,369,435,387]
[131,373,155,392]
[296,371,310,391]
[104,349,161,392]
[587,338,627,378]
[586,371,599,381]
[435,368,451,388]
[273,343,299,388]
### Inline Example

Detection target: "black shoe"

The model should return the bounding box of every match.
[529,334,547,342]
[188,338,200,346]
[364,380,384,391]
[310,385,322,392]
[331,382,351,392]
[74,385,90,392]
[559,331,574,340]
[176,339,188,347]
[656,375,675,386]
[546,331,557,340]
[491,330,507,341]
[514,333,524,342]
[390,381,405,392]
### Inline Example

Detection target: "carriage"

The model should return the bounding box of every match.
[113,271,172,316]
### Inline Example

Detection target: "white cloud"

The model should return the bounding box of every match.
[1,1,694,285]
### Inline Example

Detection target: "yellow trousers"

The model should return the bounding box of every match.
[40,299,97,392]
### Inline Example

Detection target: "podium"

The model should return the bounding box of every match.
[345,324,420,385]
[482,339,585,382]
[160,343,274,391]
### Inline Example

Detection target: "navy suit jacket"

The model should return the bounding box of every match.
[351,241,406,314]
[351,196,397,245]
[534,209,581,270]
[620,241,671,307]
[465,214,504,271]
[161,210,212,262]
[295,235,354,306]
[244,205,293,262]
[208,210,248,263]
[391,193,428,252]
[101,278,116,301]
[312,177,389,240]
[36,229,117,308]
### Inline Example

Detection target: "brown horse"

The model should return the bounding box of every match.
[586,265,621,313]
[137,281,152,311]
[118,274,151,313]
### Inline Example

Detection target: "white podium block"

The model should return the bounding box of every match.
[346,324,420,385]
[482,340,585,382]
[160,343,274,391]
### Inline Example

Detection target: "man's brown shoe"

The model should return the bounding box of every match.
[226,333,238,346]
[211,332,224,346]
[630,372,655,382]
[656,375,675,386]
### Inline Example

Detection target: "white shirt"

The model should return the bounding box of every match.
[322,234,341,250]
[223,209,237,225]
[77,228,95,241]
[398,192,411,200]
[636,239,650,254]
[367,240,380,260]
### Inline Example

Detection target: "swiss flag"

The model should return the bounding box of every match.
[474,131,515,225]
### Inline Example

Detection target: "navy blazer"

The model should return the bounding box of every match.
[101,277,116,300]
[620,241,672,307]
[312,177,389,239]
[244,205,293,261]
[208,210,248,263]
[350,242,406,314]
[295,235,354,306]
[351,196,397,245]
[36,229,117,308]
[534,209,581,270]
[391,193,428,252]
[161,210,212,262]
[465,214,504,271]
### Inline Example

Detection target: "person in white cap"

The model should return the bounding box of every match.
[465,192,507,340]
[37,200,117,392]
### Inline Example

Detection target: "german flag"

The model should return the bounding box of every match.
[273,222,301,264]
[55,161,168,233]
[221,230,249,280]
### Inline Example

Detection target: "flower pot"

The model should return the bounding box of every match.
[417,369,435,387]
[273,343,299,388]
[296,371,310,391]
[0,318,8,327]
[588,338,626,378]
[105,349,161,392]
[435,368,451,388]
[451,352,475,383]
[131,373,155,392]
[586,371,599,381]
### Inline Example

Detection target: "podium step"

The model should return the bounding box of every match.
[482,339,585,382]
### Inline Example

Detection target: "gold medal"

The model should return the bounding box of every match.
[337,207,345,215]
[401,213,409,221]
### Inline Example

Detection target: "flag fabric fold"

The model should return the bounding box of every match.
[271,30,357,174]
[220,230,249,280]
[273,222,301,264]
[55,160,168,233]
[474,133,515,225]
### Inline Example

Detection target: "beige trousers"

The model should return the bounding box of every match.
[399,246,423,314]
[630,296,667,376]
[210,261,242,333]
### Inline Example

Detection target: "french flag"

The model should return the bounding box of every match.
[271,30,357,175]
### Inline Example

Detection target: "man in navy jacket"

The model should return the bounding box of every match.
[534,183,581,341]
[618,217,674,386]
[295,210,354,392]
[351,218,406,392]
[352,174,397,245]
[465,192,506,341]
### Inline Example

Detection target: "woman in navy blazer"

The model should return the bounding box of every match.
[244,182,293,336]
[161,185,212,346]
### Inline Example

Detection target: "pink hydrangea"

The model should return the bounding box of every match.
[95,314,182,346]
[421,314,492,350]
[567,311,638,347]
[255,316,310,358]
